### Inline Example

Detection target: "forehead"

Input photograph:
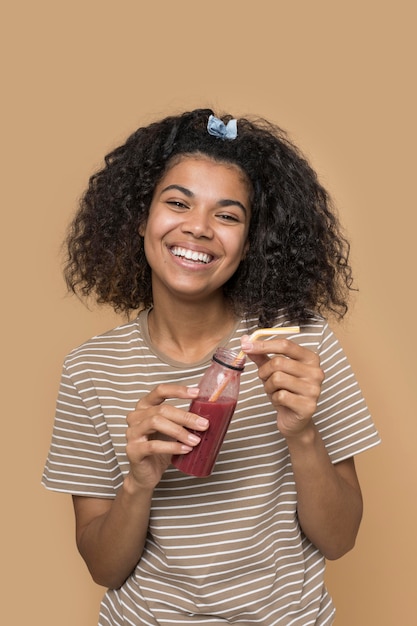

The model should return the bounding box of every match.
[159,154,252,196]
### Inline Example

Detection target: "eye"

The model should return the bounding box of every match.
[167,200,189,210]
[217,212,241,223]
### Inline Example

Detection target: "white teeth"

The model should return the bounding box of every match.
[171,247,212,264]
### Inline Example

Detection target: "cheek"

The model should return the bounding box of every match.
[141,216,161,246]
[224,237,249,270]
[141,213,178,261]
[145,210,179,238]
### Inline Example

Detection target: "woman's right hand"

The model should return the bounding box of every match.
[125,384,209,490]
[73,383,207,589]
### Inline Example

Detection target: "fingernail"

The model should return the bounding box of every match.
[187,386,200,396]
[196,417,209,427]
[241,340,253,350]
[188,433,201,444]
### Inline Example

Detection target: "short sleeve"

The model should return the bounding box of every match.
[41,363,123,497]
[313,322,381,463]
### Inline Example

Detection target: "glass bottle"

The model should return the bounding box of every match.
[171,347,245,477]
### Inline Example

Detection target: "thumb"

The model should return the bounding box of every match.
[240,336,269,367]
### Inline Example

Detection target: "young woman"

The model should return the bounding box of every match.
[42,109,380,625]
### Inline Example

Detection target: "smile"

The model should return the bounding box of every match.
[170,246,213,264]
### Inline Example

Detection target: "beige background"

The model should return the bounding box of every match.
[2,1,416,624]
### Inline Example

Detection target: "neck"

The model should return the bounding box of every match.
[148,295,237,363]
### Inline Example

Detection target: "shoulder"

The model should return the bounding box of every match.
[240,311,330,348]
[63,316,142,371]
[298,315,334,352]
[271,311,330,349]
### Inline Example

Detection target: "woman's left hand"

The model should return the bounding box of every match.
[241,334,363,561]
[240,336,324,438]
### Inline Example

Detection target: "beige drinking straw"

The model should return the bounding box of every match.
[208,326,300,402]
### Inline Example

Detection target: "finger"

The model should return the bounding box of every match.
[128,403,209,435]
[130,414,203,448]
[128,438,195,462]
[258,354,324,384]
[135,384,199,409]
[126,436,195,469]
[262,369,322,402]
[241,337,316,364]
[272,388,319,421]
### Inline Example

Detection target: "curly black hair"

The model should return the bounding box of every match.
[64,108,354,326]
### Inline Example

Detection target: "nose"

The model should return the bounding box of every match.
[181,207,213,239]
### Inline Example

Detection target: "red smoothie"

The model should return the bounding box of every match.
[172,397,237,477]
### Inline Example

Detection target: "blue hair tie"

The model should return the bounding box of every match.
[207,115,238,140]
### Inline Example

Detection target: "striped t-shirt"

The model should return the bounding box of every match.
[42,310,380,625]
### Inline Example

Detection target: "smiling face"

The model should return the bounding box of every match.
[141,155,252,307]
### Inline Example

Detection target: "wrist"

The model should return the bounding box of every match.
[122,472,154,499]
[284,420,317,449]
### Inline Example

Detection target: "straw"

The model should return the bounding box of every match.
[232,326,300,364]
[208,326,300,402]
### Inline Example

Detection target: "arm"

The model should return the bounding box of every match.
[72,384,208,589]
[241,336,363,560]
[284,428,362,559]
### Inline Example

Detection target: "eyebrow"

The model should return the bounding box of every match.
[161,184,248,214]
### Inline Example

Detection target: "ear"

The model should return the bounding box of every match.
[241,239,250,260]
[138,221,147,237]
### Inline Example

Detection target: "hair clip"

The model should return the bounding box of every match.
[207,115,238,140]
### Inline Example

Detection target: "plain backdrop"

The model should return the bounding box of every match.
[2,1,416,624]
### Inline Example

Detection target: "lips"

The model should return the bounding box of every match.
[170,246,213,264]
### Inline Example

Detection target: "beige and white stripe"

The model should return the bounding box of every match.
[42,310,380,625]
